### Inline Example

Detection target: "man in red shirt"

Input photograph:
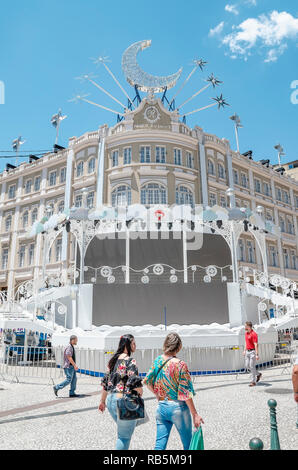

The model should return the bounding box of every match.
[243,322,262,387]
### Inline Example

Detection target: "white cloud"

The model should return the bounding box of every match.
[209,21,225,37]
[221,10,298,61]
[245,0,257,6]
[264,44,288,63]
[225,4,239,15]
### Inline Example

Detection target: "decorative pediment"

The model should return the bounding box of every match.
[131,98,174,130]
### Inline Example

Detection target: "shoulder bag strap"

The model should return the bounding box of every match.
[152,357,173,387]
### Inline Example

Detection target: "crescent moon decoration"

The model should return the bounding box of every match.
[70,41,227,122]
[122,40,183,93]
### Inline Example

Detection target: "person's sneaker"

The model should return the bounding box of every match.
[69,394,80,398]
[249,382,256,387]
[53,386,58,397]
[256,373,262,383]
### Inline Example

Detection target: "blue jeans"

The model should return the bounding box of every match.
[54,366,77,396]
[107,393,137,450]
[155,399,192,450]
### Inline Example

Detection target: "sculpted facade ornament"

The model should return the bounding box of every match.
[143,106,161,124]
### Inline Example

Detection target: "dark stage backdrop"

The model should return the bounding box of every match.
[79,232,232,326]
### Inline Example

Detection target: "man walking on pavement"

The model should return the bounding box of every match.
[243,322,262,387]
[53,335,80,397]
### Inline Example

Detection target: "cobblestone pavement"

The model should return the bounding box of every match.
[0,368,297,450]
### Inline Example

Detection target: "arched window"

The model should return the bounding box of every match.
[88,158,95,174]
[87,192,94,209]
[19,245,26,267]
[175,186,194,207]
[76,161,84,178]
[22,211,29,228]
[141,183,167,205]
[238,239,245,262]
[60,167,66,183]
[218,163,225,179]
[111,185,131,207]
[247,240,255,264]
[46,203,54,217]
[2,248,8,270]
[5,215,12,232]
[209,193,217,207]
[124,148,132,165]
[208,159,215,175]
[112,151,119,167]
[34,176,41,192]
[56,239,63,262]
[32,208,38,224]
[280,217,285,233]
[25,179,32,194]
[75,195,82,208]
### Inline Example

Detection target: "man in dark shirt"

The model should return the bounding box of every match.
[53,335,79,397]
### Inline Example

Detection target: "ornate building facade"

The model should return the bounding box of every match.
[1,96,298,299]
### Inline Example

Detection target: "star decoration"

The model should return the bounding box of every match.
[213,94,229,109]
[193,58,207,71]
[207,73,223,88]
[91,56,111,65]
[68,93,90,104]
[75,73,98,82]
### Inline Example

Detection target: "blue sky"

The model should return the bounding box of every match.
[0,0,297,171]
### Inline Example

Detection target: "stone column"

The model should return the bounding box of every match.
[274,207,285,276]
[7,206,20,301]
[226,146,236,208]
[0,181,6,247]
[7,175,23,300]
[33,199,45,282]
[61,148,74,284]
[33,166,48,282]
[248,168,255,197]
[289,188,298,252]
[0,181,6,204]
[198,131,208,208]
[96,126,108,207]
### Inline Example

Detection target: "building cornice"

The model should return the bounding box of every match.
[105,129,199,150]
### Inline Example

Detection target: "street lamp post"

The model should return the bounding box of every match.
[51,109,67,146]
[274,144,285,168]
[12,136,26,166]
[230,114,243,154]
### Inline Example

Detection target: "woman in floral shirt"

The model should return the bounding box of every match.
[144,333,204,450]
[98,334,142,450]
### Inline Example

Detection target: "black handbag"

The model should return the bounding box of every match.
[117,392,145,421]
[117,365,145,421]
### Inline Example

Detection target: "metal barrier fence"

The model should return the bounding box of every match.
[0,346,64,383]
[0,341,297,384]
